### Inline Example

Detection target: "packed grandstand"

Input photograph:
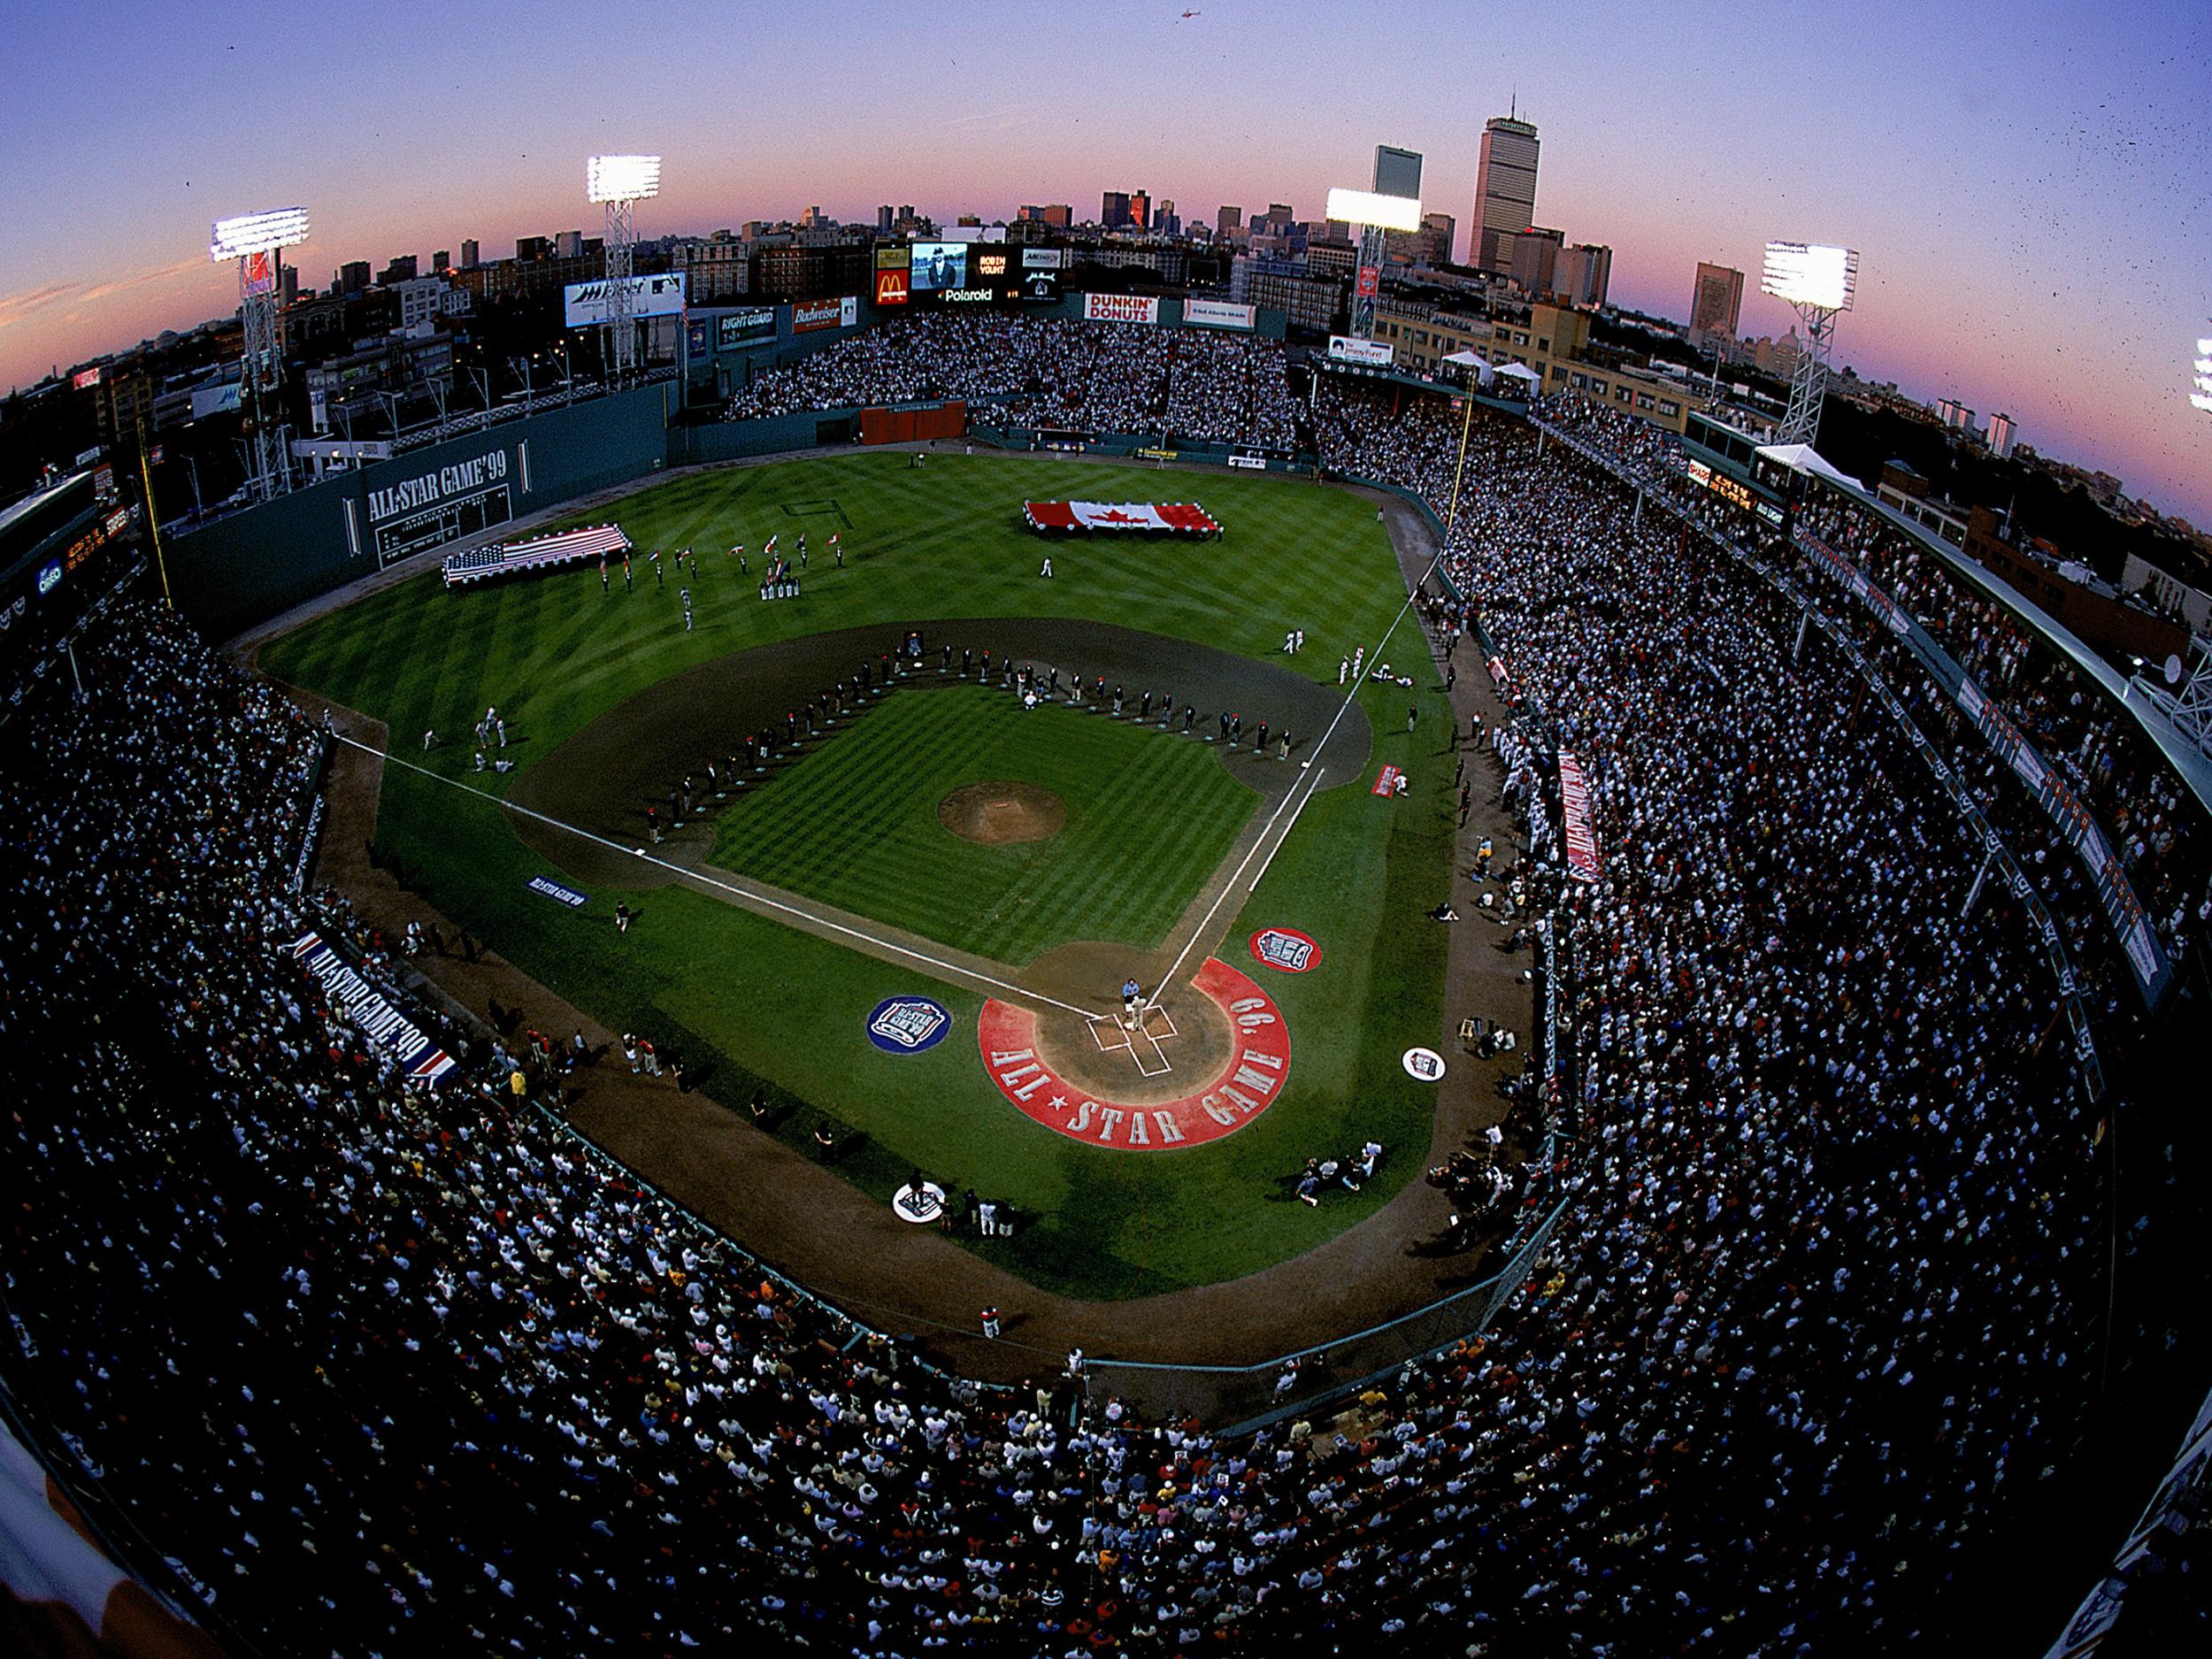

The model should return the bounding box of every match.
[4,316,2207,1658]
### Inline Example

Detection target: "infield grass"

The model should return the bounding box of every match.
[262,453,1461,1298]
[710,685,1256,962]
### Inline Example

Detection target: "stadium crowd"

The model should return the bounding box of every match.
[724,313,1301,454]
[0,365,2196,1655]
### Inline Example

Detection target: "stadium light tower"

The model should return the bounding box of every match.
[1761,241,1858,446]
[2191,336,2212,413]
[211,207,309,502]
[1326,186,1423,341]
[587,155,661,385]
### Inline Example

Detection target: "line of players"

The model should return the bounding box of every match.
[1001,651,1295,759]
[640,641,1295,842]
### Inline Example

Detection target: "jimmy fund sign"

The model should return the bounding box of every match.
[365,446,513,568]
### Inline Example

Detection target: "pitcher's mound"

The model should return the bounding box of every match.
[938,781,1067,845]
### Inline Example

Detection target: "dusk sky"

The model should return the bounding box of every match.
[3,0,2207,520]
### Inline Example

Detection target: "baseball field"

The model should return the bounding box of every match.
[260,452,1463,1301]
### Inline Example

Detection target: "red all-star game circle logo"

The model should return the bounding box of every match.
[976,958,1291,1150]
[1248,926,1321,973]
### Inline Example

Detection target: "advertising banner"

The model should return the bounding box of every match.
[716,308,776,349]
[1083,292,1161,325]
[1022,247,1064,269]
[874,267,910,307]
[564,272,687,327]
[1557,751,1601,882]
[792,296,859,332]
[1327,335,1394,366]
[1184,298,1256,331]
[289,932,457,1087]
[1796,532,2173,1005]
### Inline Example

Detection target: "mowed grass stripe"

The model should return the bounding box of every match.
[742,695,995,887]
[707,686,1256,960]
[985,732,1229,956]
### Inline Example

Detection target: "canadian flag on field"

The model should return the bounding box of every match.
[1074,502,1167,529]
[764,534,779,557]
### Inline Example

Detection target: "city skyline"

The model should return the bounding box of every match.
[2,0,2207,520]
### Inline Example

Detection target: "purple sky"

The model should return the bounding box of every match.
[4,0,2207,521]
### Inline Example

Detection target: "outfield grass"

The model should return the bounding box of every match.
[262,454,1461,1298]
[709,684,1256,962]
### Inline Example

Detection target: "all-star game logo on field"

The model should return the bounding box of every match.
[1249,926,1321,973]
[867,995,951,1054]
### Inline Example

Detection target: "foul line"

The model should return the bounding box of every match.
[330,733,1099,1021]
[1141,537,1455,1018]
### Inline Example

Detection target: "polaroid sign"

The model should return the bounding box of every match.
[563,272,687,328]
[1083,292,1161,325]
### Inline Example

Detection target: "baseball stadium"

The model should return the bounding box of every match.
[4,25,2211,1659]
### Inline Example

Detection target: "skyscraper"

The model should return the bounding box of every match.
[1217,204,1242,238]
[1509,227,1563,296]
[1102,191,1132,230]
[1691,263,1745,338]
[1472,114,1539,275]
[1373,145,1423,200]
[1557,242,1612,308]
[877,205,894,234]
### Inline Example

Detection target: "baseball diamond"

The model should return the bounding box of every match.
[260,452,1463,1311]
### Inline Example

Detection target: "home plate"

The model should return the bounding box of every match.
[1088,1004,1180,1079]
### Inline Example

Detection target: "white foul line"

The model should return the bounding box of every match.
[331,733,1100,1020]
[1141,535,1455,1017]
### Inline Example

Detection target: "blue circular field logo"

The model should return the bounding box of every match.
[867,995,951,1054]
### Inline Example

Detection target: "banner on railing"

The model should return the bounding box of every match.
[1797,533,2172,1006]
[1557,751,1601,882]
[289,932,457,1087]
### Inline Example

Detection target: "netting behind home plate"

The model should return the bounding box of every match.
[1084,1199,1569,1431]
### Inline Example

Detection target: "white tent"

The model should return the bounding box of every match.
[1753,442,1863,492]
[1440,349,1494,389]
[1494,363,1542,389]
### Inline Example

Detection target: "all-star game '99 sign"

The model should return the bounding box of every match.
[1249,927,1321,973]
[868,995,951,1054]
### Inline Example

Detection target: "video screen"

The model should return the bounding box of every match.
[909,242,968,293]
